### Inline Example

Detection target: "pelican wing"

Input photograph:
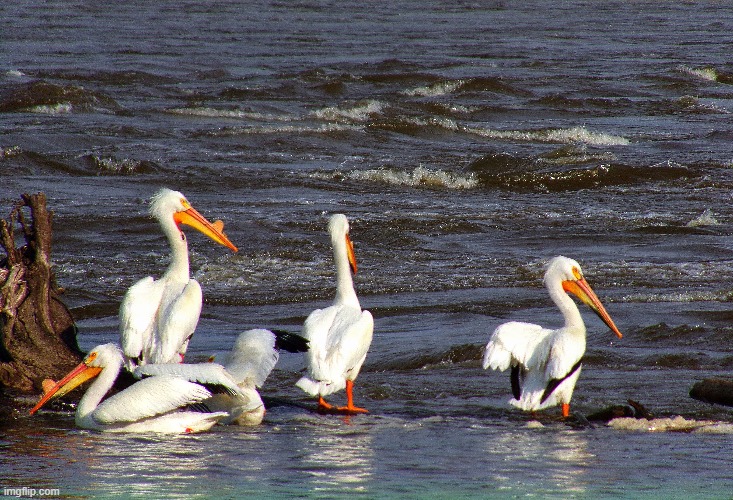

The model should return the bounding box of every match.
[483,321,554,372]
[92,375,212,424]
[134,363,243,396]
[204,389,265,419]
[302,306,337,343]
[152,279,203,364]
[301,306,339,377]
[223,329,279,387]
[330,309,374,374]
[541,358,582,403]
[543,331,586,381]
[119,276,163,362]
[316,306,373,381]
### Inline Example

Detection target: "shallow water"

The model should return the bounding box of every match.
[3,0,733,497]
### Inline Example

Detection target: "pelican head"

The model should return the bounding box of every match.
[328,213,357,274]
[30,343,122,415]
[150,188,237,252]
[545,256,623,339]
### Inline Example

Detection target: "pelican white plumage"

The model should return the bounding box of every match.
[296,214,374,414]
[119,188,237,370]
[136,329,309,425]
[482,256,623,418]
[30,343,236,433]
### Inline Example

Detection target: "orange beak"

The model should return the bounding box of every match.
[174,206,238,252]
[563,277,623,339]
[30,361,102,415]
[345,233,357,274]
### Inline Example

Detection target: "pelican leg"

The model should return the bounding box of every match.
[318,396,334,411]
[337,380,368,414]
[561,403,570,418]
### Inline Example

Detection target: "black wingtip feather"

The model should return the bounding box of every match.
[188,402,212,413]
[272,329,310,353]
[510,365,522,400]
[204,383,240,396]
[540,359,583,404]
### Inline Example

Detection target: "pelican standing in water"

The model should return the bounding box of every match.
[119,188,237,370]
[296,214,374,414]
[483,256,623,418]
[136,328,309,425]
[30,343,238,433]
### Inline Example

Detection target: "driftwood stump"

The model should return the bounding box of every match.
[0,193,83,393]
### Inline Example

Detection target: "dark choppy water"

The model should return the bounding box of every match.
[3,0,733,497]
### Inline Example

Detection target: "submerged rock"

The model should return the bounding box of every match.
[689,378,733,407]
[586,399,653,423]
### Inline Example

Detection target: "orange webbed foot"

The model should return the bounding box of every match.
[336,405,369,415]
[317,396,335,413]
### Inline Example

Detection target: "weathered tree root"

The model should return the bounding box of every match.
[0,193,83,393]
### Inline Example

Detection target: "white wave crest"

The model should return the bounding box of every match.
[609,416,733,433]
[677,95,731,114]
[28,103,73,114]
[195,254,335,301]
[215,123,362,136]
[167,107,290,121]
[92,155,143,174]
[622,290,726,303]
[311,100,384,122]
[686,208,719,227]
[544,126,630,145]
[468,125,629,146]
[407,116,460,131]
[0,146,22,158]
[404,80,464,97]
[678,65,718,82]
[314,166,478,190]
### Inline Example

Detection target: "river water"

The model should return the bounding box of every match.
[3,0,733,498]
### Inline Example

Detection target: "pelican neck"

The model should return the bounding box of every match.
[160,215,191,282]
[332,234,359,307]
[76,355,122,426]
[548,279,586,335]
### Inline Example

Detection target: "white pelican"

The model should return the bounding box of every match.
[119,188,237,370]
[30,343,238,433]
[482,256,623,418]
[136,329,309,425]
[296,214,374,414]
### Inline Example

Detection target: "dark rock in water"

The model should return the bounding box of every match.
[585,399,654,423]
[564,412,596,429]
[627,399,654,419]
[690,378,733,407]
[0,193,84,393]
[0,80,122,114]
[586,405,635,423]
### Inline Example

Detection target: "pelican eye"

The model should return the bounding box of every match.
[86,351,98,363]
[571,267,582,280]
[180,198,191,210]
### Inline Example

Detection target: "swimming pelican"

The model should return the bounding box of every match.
[136,329,309,425]
[482,256,623,418]
[119,188,237,370]
[30,343,236,433]
[296,214,374,414]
